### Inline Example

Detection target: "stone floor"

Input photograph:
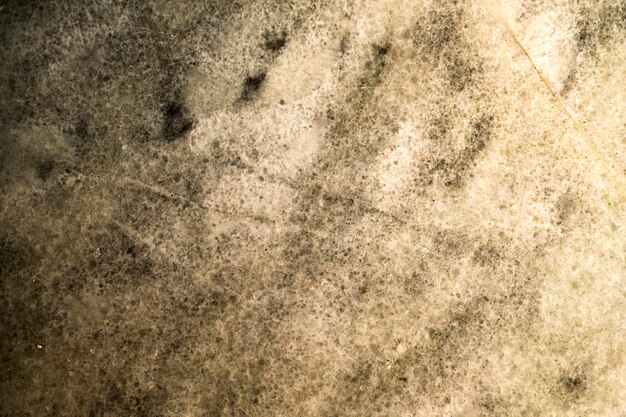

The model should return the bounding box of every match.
[1,0,625,416]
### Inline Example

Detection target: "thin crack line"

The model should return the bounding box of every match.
[501,13,626,205]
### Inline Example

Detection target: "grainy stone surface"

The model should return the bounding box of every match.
[1,1,625,416]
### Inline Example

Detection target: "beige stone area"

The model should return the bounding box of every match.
[0,0,625,416]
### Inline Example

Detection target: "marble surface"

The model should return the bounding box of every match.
[1,0,625,416]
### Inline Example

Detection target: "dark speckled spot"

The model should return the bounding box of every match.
[561,374,586,394]
[568,1,626,91]
[413,5,482,92]
[556,191,576,225]
[414,8,461,53]
[473,244,500,266]
[373,42,390,58]
[263,30,287,52]
[448,55,478,91]
[420,113,494,190]
[0,235,33,278]
[241,72,266,101]
[75,118,89,141]
[35,159,54,181]
[163,101,194,142]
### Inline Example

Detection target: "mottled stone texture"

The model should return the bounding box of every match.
[1,0,625,416]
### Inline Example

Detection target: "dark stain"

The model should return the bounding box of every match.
[360,42,391,88]
[282,184,374,277]
[413,5,481,91]
[70,117,94,157]
[478,395,507,416]
[282,229,316,270]
[0,232,49,391]
[135,384,169,417]
[467,114,492,152]
[373,42,390,58]
[263,30,287,52]
[327,295,502,412]
[560,70,577,96]
[240,72,266,101]
[560,374,586,394]
[426,296,488,346]
[561,375,585,392]
[577,2,626,52]
[414,8,462,54]
[339,34,350,55]
[35,159,54,181]
[564,2,626,94]
[432,228,469,256]
[0,234,33,278]
[209,140,247,172]
[324,41,394,149]
[414,113,493,191]
[443,114,493,188]
[447,54,479,91]
[413,158,439,188]
[331,361,378,411]
[75,118,89,141]
[163,101,194,142]
[473,244,500,266]
[576,18,594,51]
[209,291,237,313]
[405,296,493,398]
[84,223,155,290]
[556,191,576,226]
[347,362,373,384]
[91,380,170,417]
[290,180,375,236]
[425,113,451,141]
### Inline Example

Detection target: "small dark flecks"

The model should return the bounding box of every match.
[241,72,266,101]
[414,8,461,54]
[576,20,593,50]
[425,114,450,141]
[448,55,478,91]
[468,114,493,151]
[163,101,194,142]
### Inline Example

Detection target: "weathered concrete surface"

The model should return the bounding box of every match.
[1,1,625,416]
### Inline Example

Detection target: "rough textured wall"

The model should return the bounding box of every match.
[0,0,625,416]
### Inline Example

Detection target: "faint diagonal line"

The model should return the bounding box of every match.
[501,12,626,204]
